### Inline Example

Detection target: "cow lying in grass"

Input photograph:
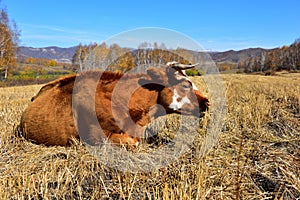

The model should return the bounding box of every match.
[20,62,209,146]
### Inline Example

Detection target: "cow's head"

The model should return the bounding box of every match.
[139,61,209,116]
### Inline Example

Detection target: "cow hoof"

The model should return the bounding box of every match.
[109,133,140,147]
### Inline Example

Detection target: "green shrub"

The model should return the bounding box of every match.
[186,69,204,76]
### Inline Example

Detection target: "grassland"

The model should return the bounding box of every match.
[0,73,299,199]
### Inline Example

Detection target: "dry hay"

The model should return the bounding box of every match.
[0,73,299,199]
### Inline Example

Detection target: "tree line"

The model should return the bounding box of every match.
[0,2,19,80]
[71,42,205,73]
[238,39,300,73]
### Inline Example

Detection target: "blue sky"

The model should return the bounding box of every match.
[2,0,300,51]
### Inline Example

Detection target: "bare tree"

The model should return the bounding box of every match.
[0,5,19,80]
[259,52,266,72]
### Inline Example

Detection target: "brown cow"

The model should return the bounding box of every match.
[20,62,209,146]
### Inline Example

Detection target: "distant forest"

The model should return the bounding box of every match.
[72,39,300,75]
[238,39,300,73]
[72,42,207,75]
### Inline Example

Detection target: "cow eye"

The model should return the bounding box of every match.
[182,82,191,89]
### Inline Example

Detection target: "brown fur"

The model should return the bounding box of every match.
[20,68,209,146]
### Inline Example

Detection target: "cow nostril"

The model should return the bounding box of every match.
[205,102,210,108]
[198,100,210,112]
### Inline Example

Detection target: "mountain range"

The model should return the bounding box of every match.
[17,46,78,63]
[17,46,270,65]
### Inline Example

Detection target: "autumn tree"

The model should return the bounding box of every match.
[239,38,300,73]
[45,59,57,67]
[72,42,131,72]
[0,3,19,80]
[173,48,195,64]
[72,41,201,73]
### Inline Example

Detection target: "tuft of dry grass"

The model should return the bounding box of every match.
[0,73,299,199]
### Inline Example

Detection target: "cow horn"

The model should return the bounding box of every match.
[171,63,199,70]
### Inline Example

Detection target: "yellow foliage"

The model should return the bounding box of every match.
[45,59,57,67]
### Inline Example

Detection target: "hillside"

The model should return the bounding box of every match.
[17,46,271,65]
[17,46,77,63]
[208,48,270,63]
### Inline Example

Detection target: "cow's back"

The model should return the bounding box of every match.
[20,75,78,146]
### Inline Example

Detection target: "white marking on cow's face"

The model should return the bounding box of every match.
[169,89,191,111]
[191,82,199,90]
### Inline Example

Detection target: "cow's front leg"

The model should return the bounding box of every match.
[109,133,140,146]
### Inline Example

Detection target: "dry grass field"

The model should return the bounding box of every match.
[0,73,299,199]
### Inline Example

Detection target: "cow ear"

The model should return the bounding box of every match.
[138,68,168,90]
[146,68,165,81]
[138,78,165,91]
[146,67,171,85]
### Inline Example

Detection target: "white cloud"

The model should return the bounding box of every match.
[19,23,109,47]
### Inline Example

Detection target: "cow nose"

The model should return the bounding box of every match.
[205,101,210,108]
[199,99,209,112]
[203,100,210,110]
